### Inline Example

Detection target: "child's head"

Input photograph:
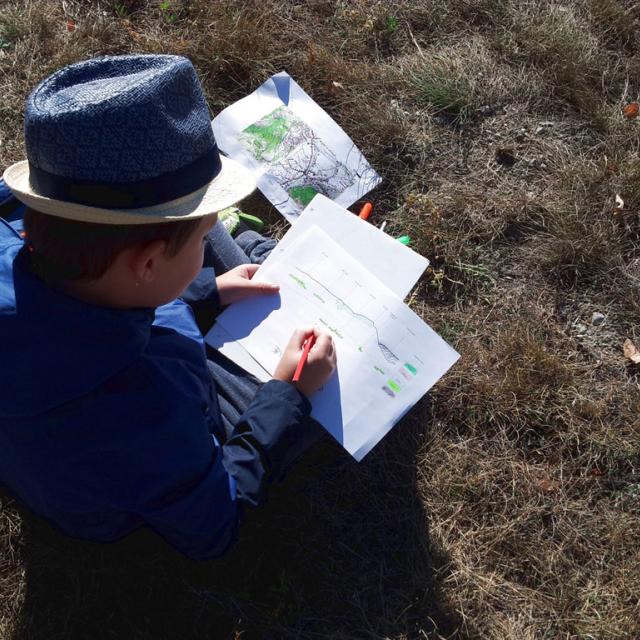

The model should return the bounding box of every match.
[24,207,217,307]
[3,54,255,306]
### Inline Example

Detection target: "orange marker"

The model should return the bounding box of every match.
[292,333,316,383]
[358,202,373,220]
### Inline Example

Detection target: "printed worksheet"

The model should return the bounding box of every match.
[212,72,381,222]
[213,226,459,461]
[272,194,428,300]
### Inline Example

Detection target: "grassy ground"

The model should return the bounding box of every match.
[1,1,639,638]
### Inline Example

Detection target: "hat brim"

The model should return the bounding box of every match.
[3,155,257,225]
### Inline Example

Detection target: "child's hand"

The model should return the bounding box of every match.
[216,264,279,306]
[273,328,337,397]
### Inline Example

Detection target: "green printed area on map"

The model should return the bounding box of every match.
[240,106,298,161]
[374,365,385,375]
[313,292,325,303]
[404,363,417,375]
[288,185,318,206]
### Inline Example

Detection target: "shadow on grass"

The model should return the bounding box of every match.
[10,408,463,640]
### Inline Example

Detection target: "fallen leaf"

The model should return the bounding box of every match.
[328,80,345,97]
[123,22,143,43]
[615,193,625,209]
[623,102,639,119]
[307,43,316,64]
[66,18,76,32]
[623,338,640,364]
[537,478,556,492]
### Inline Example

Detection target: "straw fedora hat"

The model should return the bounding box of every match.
[3,54,256,225]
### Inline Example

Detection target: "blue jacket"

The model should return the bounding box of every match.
[0,216,316,558]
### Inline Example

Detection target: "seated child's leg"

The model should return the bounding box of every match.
[235,230,277,265]
[205,344,265,441]
[204,220,253,274]
[204,221,276,275]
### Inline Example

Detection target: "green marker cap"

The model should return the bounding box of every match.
[396,235,411,245]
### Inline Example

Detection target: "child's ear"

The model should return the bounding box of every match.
[129,239,168,284]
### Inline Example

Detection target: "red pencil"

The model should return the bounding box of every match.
[292,334,316,383]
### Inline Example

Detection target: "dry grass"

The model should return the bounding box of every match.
[1,0,640,638]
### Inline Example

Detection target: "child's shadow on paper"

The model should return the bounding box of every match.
[217,292,281,340]
[212,291,346,448]
[308,368,344,448]
[11,396,467,640]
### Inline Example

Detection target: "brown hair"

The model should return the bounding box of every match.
[23,208,203,283]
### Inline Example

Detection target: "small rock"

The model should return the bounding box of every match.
[526,158,547,170]
[535,122,554,135]
[574,322,588,335]
[591,312,605,326]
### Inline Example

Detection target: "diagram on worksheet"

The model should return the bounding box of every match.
[224,234,422,402]
[215,226,459,460]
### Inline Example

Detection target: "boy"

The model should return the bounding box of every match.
[0,54,336,558]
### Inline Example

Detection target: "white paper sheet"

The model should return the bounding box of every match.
[212,72,381,222]
[206,195,428,373]
[271,194,428,300]
[212,226,459,461]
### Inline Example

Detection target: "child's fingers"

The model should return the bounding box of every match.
[313,333,334,357]
[239,264,279,292]
[244,263,260,278]
[290,327,314,350]
[246,279,279,294]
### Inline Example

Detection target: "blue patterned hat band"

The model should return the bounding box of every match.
[24,54,222,209]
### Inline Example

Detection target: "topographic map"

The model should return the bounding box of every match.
[239,106,380,213]
[212,72,381,221]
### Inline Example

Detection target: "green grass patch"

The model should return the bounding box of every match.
[411,60,473,122]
